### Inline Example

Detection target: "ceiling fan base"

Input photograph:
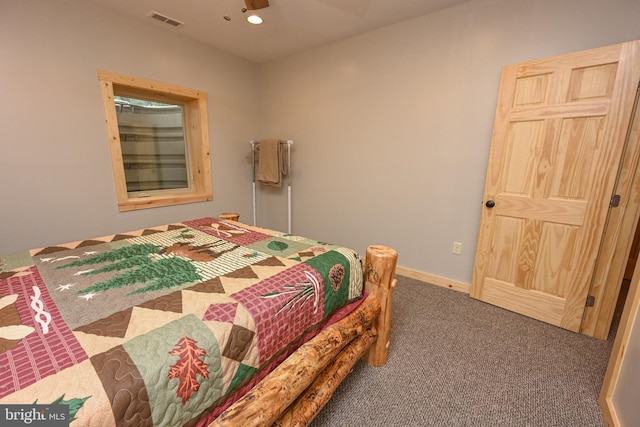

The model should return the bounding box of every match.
[243,0,270,10]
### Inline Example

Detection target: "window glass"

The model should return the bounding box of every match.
[115,96,188,192]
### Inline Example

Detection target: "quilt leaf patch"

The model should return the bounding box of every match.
[267,241,288,252]
[168,336,210,404]
[34,394,91,422]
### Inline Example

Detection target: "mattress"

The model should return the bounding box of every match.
[0,217,364,426]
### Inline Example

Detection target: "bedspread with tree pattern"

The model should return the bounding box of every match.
[0,218,363,426]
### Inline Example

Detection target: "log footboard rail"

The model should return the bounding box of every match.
[210,245,398,427]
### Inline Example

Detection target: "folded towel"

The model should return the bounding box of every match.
[256,139,287,187]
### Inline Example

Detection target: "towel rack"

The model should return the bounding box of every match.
[250,140,293,234]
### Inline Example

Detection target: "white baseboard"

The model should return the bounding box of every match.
[395,265,471,294]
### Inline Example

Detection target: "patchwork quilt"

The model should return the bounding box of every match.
[0,218,364,426]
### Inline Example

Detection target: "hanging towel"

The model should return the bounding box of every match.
[256,139,287,187]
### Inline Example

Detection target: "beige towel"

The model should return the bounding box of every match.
[256,139,287,187]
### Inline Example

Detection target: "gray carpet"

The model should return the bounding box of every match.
[310,276,618,427]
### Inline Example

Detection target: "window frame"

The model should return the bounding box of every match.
[97,70,212,212]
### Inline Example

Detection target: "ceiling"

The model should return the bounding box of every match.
[87,0,471,63]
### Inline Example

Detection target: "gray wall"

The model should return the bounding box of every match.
[0,0,259,254]
[258,0,640,283]
[2,0,640,287]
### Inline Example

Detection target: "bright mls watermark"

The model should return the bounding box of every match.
[1,405,69,426]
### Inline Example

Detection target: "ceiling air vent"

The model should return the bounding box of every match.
[148,11,184,27]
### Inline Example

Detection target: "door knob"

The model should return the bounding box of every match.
[485,200,495,208]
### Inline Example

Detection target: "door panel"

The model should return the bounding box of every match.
[471,41,640,332]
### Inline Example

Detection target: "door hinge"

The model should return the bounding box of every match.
[586,295,596,307]
[610,194,621,208]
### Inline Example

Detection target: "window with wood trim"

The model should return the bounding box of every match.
[97,70,212,211]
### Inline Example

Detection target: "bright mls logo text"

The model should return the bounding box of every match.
[1,405,69,426]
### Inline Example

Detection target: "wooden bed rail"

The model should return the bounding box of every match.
[209,244,397,427]
[274,327,378,426]
[210,294,381,427]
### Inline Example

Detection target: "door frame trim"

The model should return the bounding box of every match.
[599,254,640,426]
[582,59,640,339]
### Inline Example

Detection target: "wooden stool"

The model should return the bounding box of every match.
[218,212,239,222]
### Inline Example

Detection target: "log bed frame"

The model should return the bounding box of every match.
[208,222,398,427]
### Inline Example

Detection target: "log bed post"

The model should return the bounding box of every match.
[361,245,398,367]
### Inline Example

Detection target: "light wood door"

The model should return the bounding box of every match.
[471,41,640,332]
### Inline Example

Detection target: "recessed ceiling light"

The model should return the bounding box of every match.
[247,15,263,24]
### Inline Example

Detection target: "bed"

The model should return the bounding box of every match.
[0,216,397,426]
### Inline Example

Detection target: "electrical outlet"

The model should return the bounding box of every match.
[452,242,462,255]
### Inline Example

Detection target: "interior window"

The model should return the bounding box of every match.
[97,70,212,211]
